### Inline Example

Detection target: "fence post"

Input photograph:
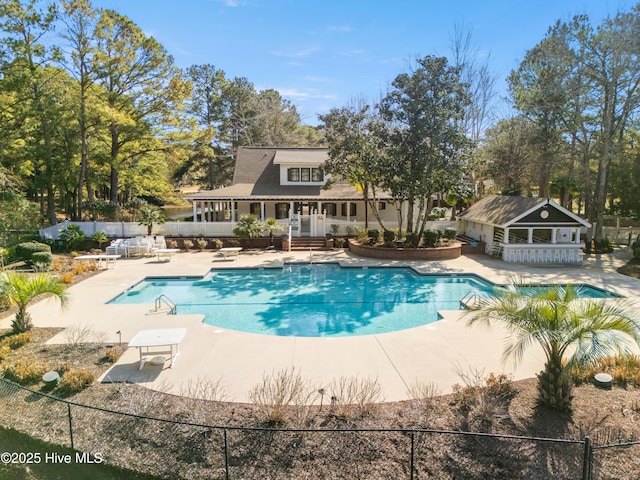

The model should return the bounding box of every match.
[224,428,229,480]
[582,436,592,480]
[67,403,74,450]
[410,430,415,480]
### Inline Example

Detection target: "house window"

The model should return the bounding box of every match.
[341,203,357,217]
[249,203,261,216]
[312,168,323,182]
[301,168,311,182]
[275,203,289,219]
[379,201,386,210]
[287,168,300,182]
[323,203,337,216]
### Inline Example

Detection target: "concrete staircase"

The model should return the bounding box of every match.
[290,237,329,251]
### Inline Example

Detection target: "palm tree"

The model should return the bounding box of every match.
[138,205,166,235]
[233,214,262,247]
[465,283,640,410]
[262,217,285,246]
[0,272,69,334]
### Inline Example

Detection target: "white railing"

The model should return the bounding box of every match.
[39,219,459,241]
[502,244,584,264]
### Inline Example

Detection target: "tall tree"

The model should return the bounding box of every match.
[319,100,386,230]
[378,55,473,237]
[0,0,62,224]
[92,8,189,203]
[60,0,98,220]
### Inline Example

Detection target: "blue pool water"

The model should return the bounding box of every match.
[109,264,618,337]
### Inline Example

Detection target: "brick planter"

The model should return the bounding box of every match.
[348,240,462,260]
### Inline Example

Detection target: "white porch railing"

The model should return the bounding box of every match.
[39,219,459,241]
[502,244,584,264]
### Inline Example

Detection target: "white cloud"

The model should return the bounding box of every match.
[337,48,365,57]
[277,88,338,101]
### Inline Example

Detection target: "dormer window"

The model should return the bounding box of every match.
[286,167,324,184]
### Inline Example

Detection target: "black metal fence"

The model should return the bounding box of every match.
[2,378,639,479]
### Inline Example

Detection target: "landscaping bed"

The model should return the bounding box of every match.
[1,327,640,479]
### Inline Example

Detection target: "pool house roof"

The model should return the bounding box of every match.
[186,147,389,202]
[458,195,591,228]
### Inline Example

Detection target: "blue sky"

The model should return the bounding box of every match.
[92,0,630,125]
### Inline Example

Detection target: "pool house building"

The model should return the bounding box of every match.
[186,147,398,237]
[457,195,590,264]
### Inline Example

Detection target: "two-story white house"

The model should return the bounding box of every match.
[186,147,398,237]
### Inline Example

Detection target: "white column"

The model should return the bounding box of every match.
[551,227,557,244]
[528,228,533,244]
[200,201,205,223]
[503,228,509,244]
[231,201,235,224]
[575,227,581,244]
[192,202,198,223]
[260,201,265,222]
[203,201,208,222]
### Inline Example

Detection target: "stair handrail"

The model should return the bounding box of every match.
[154,294,177,315]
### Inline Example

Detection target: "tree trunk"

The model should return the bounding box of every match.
[537,356,573,411]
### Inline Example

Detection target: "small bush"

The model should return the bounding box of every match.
[103,346,125,363]
[443,227,457,241]
[383,229,395,247]
[59,272,75,284]
[405,232,420,248]
[4,333,31,350]
[59,225,86,251]
[211,238,223,250]
[57,368,96,396]
[345,226,355,237]
[355,226,368,243]
[248,368,310,425]
[334,237,346,248]
[423,229,441,248]
[183,239,194,251]
[368,229,380,244]
[30,251,53,271]
[3,357,49,385]
[167,239,178,249]
[196,238,208,250]
[15,241,51,264]
[329,376,383,419]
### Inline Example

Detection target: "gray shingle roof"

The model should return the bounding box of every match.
[458,195,590,228]
[187,146,386,201]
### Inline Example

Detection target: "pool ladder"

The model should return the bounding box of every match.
[459,291,481,310]
[154,294,177,315]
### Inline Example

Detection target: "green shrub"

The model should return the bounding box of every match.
[383,229,395,247]
[443,227,457,241]
[211,238,223,250]
[59,225,86,251]
[56,368,96,396]
[30,251,53,271]
[15,241,51,264]
[3,357,48,385]
[90,231,109,248]
[405,232,420,248]
[355,226,368,242]
[423,229,441,248]
[367,229,380,244]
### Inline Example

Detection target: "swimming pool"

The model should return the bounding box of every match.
[109,264,619,337]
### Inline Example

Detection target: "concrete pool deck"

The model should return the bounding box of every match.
[2,247,639,403]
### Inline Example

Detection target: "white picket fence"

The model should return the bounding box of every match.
[39,219,459,241]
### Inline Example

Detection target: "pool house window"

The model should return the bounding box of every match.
[286,167,324,183]
[275,203,289,219]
